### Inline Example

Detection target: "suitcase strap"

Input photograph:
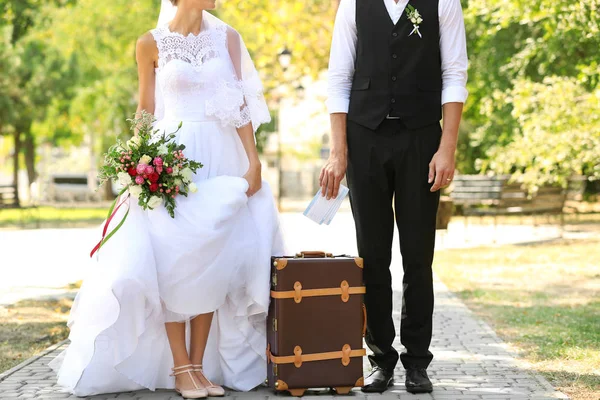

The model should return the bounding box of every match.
[271,280,366,303]
[267,343,366,368]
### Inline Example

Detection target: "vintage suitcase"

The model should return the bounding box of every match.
[267,251,366,396]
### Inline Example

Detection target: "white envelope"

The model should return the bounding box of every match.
[303,185,349,225]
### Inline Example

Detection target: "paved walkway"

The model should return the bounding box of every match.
[0,277,568,399]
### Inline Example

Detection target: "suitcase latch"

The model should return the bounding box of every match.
[272,318,278,332]
[272,273,278,287]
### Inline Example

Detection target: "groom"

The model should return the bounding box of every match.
[320,0,468,394]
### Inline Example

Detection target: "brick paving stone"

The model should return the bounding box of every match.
[0,278,569,400]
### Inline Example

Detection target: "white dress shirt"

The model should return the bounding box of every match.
[327,0,469,114]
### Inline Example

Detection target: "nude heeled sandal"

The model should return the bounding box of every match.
[171,364,208,399]
[192,364,225,397]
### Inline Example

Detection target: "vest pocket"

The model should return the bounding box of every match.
[351,77,370,91]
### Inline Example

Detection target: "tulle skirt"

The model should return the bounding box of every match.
[49,119,285,396]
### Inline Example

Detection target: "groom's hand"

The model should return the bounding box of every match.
[320,153,347,200]
[428,145,456,192]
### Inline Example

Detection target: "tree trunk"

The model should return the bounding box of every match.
[104,181,115,200]
[24,131,36,187]
[12,130,21,207]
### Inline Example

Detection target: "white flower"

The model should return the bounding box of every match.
[147,196,163,209]
[139,155,152,165]
[188,182,198,193]
[411,17,417,23]
[127,136,142,149]
[157,144,169,155]
[117,172,132,187]
[180,167,194,182]
[172,166,180,175]
[174,178,183,186]
[128,185,143,199]
[417,17,423,23]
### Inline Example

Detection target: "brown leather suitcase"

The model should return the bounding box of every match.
[267,251,366,396]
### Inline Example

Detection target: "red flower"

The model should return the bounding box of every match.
[149,183,159,192]
[127,167,138,177]
[148,172,160,183]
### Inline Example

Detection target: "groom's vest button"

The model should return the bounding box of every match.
[391,98,396,103]
[391,76,397,81]
[392,32,398,37]
[392,54,398,59]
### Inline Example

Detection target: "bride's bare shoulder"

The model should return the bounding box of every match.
[136,32,158,61]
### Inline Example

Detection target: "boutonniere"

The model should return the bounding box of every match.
[406,4,423,38]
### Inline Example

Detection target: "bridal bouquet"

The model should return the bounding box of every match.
[91,111,203,257]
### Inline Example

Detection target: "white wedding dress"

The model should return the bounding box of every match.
[50,14,285,397]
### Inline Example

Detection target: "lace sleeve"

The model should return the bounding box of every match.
[204,26,271,133]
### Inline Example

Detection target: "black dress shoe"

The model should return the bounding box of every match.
[405,366,433,394]
[361,367,394,393]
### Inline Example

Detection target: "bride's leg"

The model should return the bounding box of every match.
[166,322,206,391]
[189,312,214,366]
[190,313,225,395]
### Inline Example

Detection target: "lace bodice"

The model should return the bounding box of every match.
[150,23,269,131]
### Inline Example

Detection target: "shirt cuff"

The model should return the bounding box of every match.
[326,97,350,114]
[442,86,469,105]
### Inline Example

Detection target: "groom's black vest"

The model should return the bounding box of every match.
[348,0,442,130]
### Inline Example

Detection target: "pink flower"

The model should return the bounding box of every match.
[135,175,145,185]
[145,165,154,175]
[156,165,163,174]
[166,189,171,194]
[136,163,147,175]
[153,157,163,166]
[166,167,173,174]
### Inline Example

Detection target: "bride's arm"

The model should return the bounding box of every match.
[135,32,158,126]
[237,124,262,197]
[227,27,262,197]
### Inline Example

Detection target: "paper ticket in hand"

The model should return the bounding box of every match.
[303,185,349,225]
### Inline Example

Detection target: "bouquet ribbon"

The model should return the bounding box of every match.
[90,187,131,258]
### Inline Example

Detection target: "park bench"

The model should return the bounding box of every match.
[450,175,567,236]
[46,174,103,203]
[0,184,39,228]
[0,184,19,209]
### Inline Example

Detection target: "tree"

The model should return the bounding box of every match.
[218,0,336,92]
[488,77,600,190]
[0,0,76,201]
[460,0,600,185]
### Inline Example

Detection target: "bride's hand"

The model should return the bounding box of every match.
[243,162,262,197]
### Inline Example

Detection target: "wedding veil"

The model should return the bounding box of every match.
[154,0,271,132]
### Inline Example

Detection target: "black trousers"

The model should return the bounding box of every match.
[346,118,441,371]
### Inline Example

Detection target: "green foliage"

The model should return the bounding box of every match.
[217,0,335,91]
[487,77,600,190]
[462,0,600,186]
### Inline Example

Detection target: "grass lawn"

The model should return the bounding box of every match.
[0,206,107,229]
[0,297,73,373]
[434,238,600,400]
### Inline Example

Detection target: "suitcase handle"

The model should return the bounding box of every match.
[295,251,333,258]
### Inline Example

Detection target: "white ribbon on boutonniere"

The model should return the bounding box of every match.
[406,4,423,38]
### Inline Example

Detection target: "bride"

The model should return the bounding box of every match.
[50,0,284,397]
